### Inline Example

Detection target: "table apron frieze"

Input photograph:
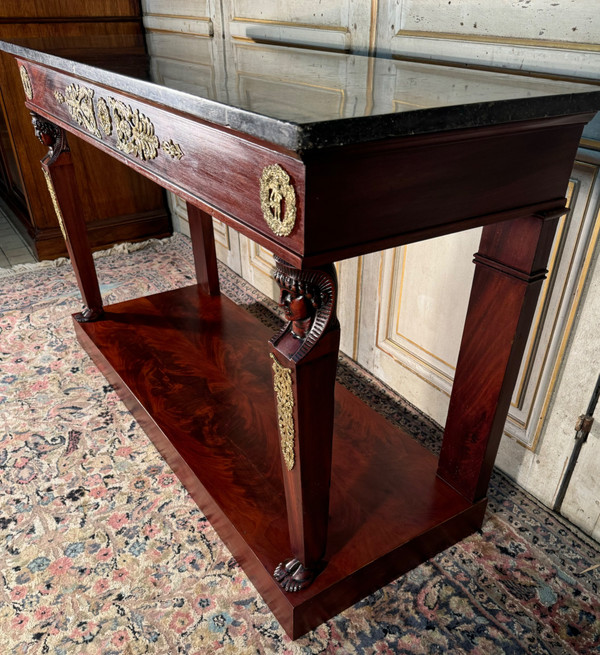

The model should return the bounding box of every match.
[19,59,307,258]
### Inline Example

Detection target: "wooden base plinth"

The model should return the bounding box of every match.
[73,284,487,639]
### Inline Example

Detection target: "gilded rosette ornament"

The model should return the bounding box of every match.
[260,164,297,237]
[109,98,159,161]
[63,84,101,138]
[52,82,184,163]
[270,354,295,471]
[20,66,33,100]
[162,139,184,160]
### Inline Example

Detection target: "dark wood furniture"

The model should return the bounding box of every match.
[0,1,170,259]
[3,36,599,638]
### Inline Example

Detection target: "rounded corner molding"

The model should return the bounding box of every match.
[260,164,297,237]
[20,65,33,100]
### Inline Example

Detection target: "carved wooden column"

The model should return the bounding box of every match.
[437,210,563,502]
[32,113,103,322]
[270,256,340,592]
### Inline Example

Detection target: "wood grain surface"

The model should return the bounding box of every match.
[74,284,486,638]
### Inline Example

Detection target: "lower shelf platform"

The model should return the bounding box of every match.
[73,284,487,639]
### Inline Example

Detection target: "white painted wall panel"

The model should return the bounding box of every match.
[227,0,375,53]
[142,0,215,36]
[374,233,479,401]
[398,0,599,44]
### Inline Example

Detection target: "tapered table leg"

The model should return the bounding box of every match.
[438,210,564,502]
[269,257,340,592]
[32,113,103,322]
[187,202,220,296]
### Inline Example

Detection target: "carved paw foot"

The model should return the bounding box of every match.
[74,306,103,323]
[273,558,315,593]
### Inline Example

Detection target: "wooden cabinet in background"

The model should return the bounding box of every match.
[0,1,171,260]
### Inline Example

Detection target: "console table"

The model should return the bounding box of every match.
[3,37,599,638]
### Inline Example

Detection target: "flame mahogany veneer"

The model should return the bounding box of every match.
[4,38,600,638]
[73,286,486,638]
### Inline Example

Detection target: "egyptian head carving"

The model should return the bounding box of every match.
[279,282,320,339]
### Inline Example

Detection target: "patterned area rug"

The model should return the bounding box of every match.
[0,234,599,655]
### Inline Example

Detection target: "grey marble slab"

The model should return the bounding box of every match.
[2,37,599,152]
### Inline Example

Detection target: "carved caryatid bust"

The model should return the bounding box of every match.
[272,256,339,362]
[279,284,319,340]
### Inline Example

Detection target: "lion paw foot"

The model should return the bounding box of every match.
[273,558,315,593]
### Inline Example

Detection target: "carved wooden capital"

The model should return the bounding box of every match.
[271,256,339,363]
[31,113,69,163]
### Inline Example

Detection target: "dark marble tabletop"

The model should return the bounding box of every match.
[2,35,599,152]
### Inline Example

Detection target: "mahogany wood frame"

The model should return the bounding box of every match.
[13,51,597,638]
